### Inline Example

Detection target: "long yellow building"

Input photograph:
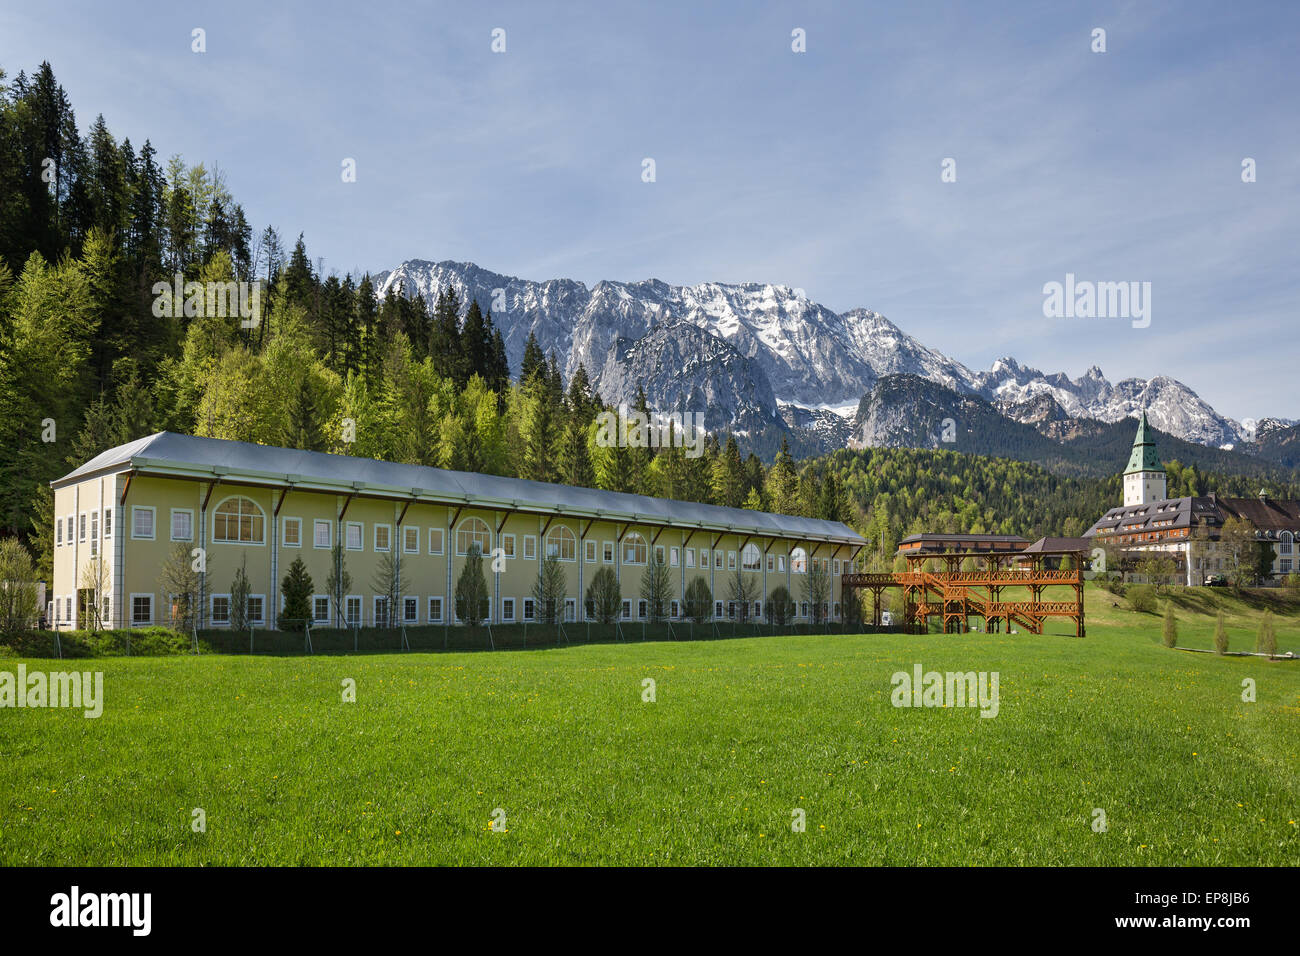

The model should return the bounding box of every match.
[50,432,865,631]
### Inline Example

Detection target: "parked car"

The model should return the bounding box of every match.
[1204,574,1228,587]
[881,611,894,626]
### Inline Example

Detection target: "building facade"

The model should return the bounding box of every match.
[50,432,865,631]
[1086,417,1300,585]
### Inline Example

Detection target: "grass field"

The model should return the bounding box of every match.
[2,586,1298,866]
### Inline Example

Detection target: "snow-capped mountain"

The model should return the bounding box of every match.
[374,259,1255,450]
[977,358,1245,448]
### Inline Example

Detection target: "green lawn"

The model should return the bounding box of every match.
[2,595,1298,865]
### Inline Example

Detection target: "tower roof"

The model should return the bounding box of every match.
[1124,412,1165,475]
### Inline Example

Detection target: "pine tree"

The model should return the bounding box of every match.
[1255,610,1276,657]
[519,331,545,386]
[1162,604,1178,648]
[454,545,490,627]
[585,567,622,625]
[520,378,559,483]
[711,435,745,507]
[1213,611,1228,655]
[279,556,314,631]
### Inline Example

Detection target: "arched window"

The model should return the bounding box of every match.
[456,517,491,556]
[741,543,761,571]
[1281,531,1293,555]
[546,525,576,561]
[791,547,807,573]
[213,496,264,544]
[622,532,647,565]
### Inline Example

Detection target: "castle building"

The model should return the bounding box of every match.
[48,432,864,631]
[1085,415,1300,585]
[1123,412,1167,506]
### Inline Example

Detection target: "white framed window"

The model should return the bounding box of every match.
[670,599,679,618]
[374,524,392,552]
[728,551,737,571]
[638,599,647,619]
[132,506,156,540]
[403,526,419,553]
[714,550,723,569]
[523,598,535,621]
[741,544,760,571]
[56,518,63,546]
[456,517,491,556]
[247,595,265,625]
[655,545,665,564]
[685,548,695,568]
[313,595,330,623]
[585,540,597,562]
[833,559,841,575]
[90,510,98,542]
[767,555,774,572]
[565,598,576,622]
[282,517,302,547]
[211,594,231,625]
[621,600,631,620]
[428,596,443,622]
[623,533,647,565]
[502,598,515,622]
[715,601,724,618]
[345,595,362,626]
[546,526,576,561]
[346,522,363,551]
[403,596,418,623]
[777,555,785,572]
[792,548,807,573]
[700,549,709,569]
[130,593,153,626]
[101,596,110,623]
[314,520,332,549]
[727,601,736,619]
[212,496,266,544]
[374,596,390,628]
[670,547,679,567]
[603,541,614,563]
[103,509,111,537]
[753,600,762,619]
[523,535,537,560]
[428,528,444,555]
[800,602,808,618]
[170,509,194,542]
[78,513,86,542]
[501,533,516,559]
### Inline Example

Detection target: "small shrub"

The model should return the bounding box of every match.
[1162,605,1178,648]
[1256,610,1277,657]
[1213,612,1229,655]
[1127,584,1157,613]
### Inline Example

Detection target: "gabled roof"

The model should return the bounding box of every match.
[54,432,865,546]
[1124,411,1165,475]
[1021,536,1092,553]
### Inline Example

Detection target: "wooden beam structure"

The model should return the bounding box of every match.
[841,549,1086,637]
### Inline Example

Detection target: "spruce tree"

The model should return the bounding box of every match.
[279,556,314,631]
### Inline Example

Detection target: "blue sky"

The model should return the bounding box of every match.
[2,0,1297,420]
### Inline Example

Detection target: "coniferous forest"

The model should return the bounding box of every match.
[2,61,1293,584]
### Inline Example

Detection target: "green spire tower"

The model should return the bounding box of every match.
[1123,411,1167,506]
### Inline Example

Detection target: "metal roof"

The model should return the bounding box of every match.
[54,432,865,547]
[1124,412,1165,475]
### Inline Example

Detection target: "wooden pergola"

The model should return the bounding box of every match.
[842,548,1086,637]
